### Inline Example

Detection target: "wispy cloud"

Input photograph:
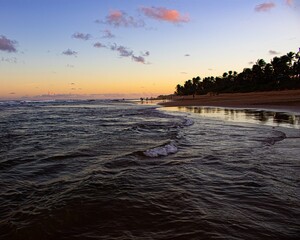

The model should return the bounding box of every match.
[111,43,133,57]
[255,2,276,12]
[94,42,106,48]
[109,43,149,64]
[140,7,190,23]
[62,49,78,57]
[1,57,17,63]
[285,0,293,6]
[102,29,115,38]
[269,50,280,55]
[72,32,92,41]
[132,55,146,64]
[98,10,145,28]
[0,35,18,52]
[143,51,150,57]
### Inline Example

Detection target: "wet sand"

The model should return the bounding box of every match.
[159,90,300,114]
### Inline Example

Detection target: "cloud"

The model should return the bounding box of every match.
[143,51,150,56]
[132,55,146,64]
[62,49,78,56]
[184,54,190,57]
[1,57,17,63]
[285,0,293,6]
[140,7,190,23]
[109,43,149,64]
[99,10,145,28]
[110,43,133,57]
[94,42,106,48]
[72,32,92,41]
[255,2,276,12]
[269,50,280,55]
[102,29,115,38]
[0,35,18,52]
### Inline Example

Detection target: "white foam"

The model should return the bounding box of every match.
[183,118,194,126]
[143,143,178,158]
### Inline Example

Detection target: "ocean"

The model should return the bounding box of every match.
[0,100,299,240]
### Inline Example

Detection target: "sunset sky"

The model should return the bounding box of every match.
[0,0,299,100]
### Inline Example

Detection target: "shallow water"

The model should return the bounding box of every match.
[0,100,299,239]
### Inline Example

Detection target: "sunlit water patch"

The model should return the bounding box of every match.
[164,106,300,129]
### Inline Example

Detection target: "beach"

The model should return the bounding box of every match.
[159,90,300,113]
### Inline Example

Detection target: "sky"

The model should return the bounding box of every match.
[0,0,299,100]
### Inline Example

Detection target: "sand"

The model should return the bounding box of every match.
[158,90,300,114]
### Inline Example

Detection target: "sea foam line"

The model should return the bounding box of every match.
[143,142,178,158]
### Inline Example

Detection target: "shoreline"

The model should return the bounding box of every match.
[158,90,300,114]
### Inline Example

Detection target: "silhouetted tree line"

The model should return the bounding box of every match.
[175,51,300,96]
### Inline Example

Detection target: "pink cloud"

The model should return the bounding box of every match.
[108,10,123,24]
[140,7,190,23]
[101,10,145,28]
[285,0,293,6]
[255,2,276,12]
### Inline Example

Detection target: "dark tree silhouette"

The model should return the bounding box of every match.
[174,50,300,96]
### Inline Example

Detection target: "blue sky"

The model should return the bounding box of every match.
[0,0,299,99]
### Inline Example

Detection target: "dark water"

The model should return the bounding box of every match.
[0,100,299,240]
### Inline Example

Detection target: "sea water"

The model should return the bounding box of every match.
[0,100,299,239]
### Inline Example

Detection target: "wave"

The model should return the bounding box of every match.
[183,118,194,126]
[263,130,286,145]
[143,142,178,158]
[0,99,115,107]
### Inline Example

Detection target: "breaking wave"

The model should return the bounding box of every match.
[143,142,178,158]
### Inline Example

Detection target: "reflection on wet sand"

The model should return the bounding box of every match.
[169,107,300,128]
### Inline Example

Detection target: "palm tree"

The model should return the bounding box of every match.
[191,76,200,98]
[174,49,300,95]
[257,59,266,68]
[184,80,193,96]
[264,63,274,88]
[286,52,295,66]
[175,84,183,95]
